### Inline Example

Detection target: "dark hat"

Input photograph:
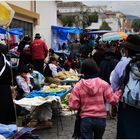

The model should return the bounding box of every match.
[121,34,140,52]
[35,33,41,39]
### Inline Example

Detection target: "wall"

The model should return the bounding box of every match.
[34,1,57,48]
[105,17,120,31]
[8,1,31,11]
[86,14,121,31]
[8,1,57,48]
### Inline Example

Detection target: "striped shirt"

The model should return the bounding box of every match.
[69,77,122,118]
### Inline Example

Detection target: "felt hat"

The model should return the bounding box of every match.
[35,33,41,39]
[121,34,140,52]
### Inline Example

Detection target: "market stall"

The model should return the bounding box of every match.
[13,84,72,130]
[51,25,83,52]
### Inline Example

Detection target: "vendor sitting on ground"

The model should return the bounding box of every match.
[16,65,33,99]
[44,57,61,84]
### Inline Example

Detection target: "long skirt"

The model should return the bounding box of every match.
[0,85,16,124]
[117,102,140,139]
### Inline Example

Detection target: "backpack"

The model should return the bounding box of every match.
[122,55,140,108]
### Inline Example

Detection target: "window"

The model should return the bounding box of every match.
[9,18,33,39]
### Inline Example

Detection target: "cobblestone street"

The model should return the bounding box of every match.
[35,111,117,139]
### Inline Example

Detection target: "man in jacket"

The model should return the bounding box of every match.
[31,33,48,74]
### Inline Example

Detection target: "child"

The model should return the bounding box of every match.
[69,58,122,139]
[16,65,33,99]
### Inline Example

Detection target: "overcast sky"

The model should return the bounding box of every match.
[82,1,140,17]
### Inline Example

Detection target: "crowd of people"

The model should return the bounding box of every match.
[69,34,140,139]
[0,32,140,139]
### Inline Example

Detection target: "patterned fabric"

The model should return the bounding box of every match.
[69,78,122,118]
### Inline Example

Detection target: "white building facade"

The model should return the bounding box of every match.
[86,12,126,31]
[8,1,58,48]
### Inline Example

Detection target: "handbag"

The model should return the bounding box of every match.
[72,109,81,139]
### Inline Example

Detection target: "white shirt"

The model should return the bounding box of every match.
[49,63,58,77]
[69,68,78,75]
[16,75,32,94]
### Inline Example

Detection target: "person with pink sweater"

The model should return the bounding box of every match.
[69,58,122,139]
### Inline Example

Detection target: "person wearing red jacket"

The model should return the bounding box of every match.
[31,33,48,74]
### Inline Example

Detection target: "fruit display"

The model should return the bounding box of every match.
[55,71,79,80]
[41,87,63,93]
[41,84,71,93]
[49,84,58,88]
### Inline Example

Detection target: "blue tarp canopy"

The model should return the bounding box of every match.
[51,25,83,50]
[0,27,6,34]
[52,25,83,41]
[0,27,23,35]
[51,25,83,34]
[9,28,23,36]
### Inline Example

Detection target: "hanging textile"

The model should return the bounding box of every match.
[9,28,23,36]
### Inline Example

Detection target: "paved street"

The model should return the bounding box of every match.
[34,111,117,139]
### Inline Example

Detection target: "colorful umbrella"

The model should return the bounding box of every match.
[100,32,128,41]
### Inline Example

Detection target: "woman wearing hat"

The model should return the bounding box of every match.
[69,58,122,139]
[110,34,140,138]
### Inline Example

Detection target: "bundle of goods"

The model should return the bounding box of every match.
[61,93,70,106]
[55,71,79,80]
[41,84,71,93]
